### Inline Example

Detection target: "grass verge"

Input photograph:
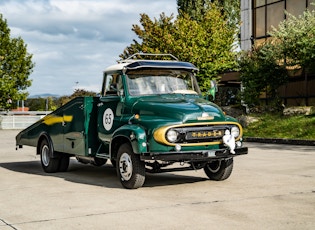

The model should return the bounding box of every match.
[243,114,315,140]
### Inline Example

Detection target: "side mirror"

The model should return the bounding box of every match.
[207,80,217,101]
[119,89,125,103]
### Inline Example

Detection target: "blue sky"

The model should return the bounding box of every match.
[1,0,177,96]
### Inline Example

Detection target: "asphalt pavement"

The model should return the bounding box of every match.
[0,129,314,230]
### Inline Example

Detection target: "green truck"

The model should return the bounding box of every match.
[16,54,248,189]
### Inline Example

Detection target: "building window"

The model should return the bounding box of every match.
[252,0,311,42]
[267,2,285,32]
[255,7,265,37]
[287,0,307,16]
[255,0,265,7]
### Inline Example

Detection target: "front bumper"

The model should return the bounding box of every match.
[140,147,248,162]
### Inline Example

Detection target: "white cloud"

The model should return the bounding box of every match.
[1,0,177,96]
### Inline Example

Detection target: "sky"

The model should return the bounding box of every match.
[1,0,178,96]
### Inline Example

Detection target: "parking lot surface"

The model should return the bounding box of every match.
[0,130,314,230]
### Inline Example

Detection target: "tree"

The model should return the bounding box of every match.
[238,42,287,109]
[239,7,315,109]
[177,0,240,29]
[26,97,58,111]
[268,9,315,106]
[57,89,97,107]
[26,89,97,111]
[177,0,208,21]
[269,9,315,72]
[120,2,237,93]
[0,14,34,110]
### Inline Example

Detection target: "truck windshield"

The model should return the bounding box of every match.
[126,70,201,96]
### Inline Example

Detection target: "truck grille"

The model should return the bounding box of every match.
[172,125,227,143]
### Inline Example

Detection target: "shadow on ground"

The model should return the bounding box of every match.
[0,159,208,189]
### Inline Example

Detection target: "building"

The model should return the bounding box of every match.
[240,0,315,106]
[241,0,315,49]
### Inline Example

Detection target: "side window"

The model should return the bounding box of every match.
[104,74,121,96]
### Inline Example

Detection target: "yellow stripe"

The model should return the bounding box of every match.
[43,115,73,125]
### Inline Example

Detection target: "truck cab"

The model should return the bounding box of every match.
[16,54,248,189]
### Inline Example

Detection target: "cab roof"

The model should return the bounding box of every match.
[104,53,198,74]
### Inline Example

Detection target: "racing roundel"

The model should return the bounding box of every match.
[103,108,114,131]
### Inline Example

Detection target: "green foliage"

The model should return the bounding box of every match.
[121,2,238,93]
[244,114,315,140]
[0,14,34,110]
[177,0,209,21]
[239,7,315,109]
[26,97,57,111]
[177,0,240,29]
[26,89,97,111]
[219,0,240,29]
[238,42,287,108]
[269,9,315,72]
[57,89,97,107]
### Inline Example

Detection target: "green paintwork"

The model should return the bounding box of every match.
[113,124,148,154]
[16,97,103,156]
[16,58,245,161]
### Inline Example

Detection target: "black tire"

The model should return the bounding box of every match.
[117,143,145,189]
[204,158,234,181]
[93,157,107,166]
[59,155,70,172]
[40,139,60,173]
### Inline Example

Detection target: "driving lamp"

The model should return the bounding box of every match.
[231,126,240,138]
[166,129,178,143]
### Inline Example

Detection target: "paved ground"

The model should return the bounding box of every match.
[0,130,314,230]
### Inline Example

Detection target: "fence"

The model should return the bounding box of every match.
[0,111,51,130]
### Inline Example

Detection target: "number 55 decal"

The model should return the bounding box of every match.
[103,108,114,131]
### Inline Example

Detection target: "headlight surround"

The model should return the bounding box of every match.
[166,129,178,143]
[231,126,240,138]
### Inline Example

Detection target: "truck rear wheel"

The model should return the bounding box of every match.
[40,139,60,173]
[59,155,70,172]
[204,158,233,181]
[117,143,145,189]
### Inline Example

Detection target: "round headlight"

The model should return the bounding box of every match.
[166,130,178,143]
[231,126,240,138]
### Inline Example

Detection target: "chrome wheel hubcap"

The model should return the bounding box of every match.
[119,153,133,181]
[41,145,50,166]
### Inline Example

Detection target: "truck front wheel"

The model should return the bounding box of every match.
[204,158,233,181]
[40,139,60,173]
[117,143,145,189]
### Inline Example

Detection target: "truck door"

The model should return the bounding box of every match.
[97,74,124,154]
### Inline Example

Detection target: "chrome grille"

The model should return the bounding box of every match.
[171,125,230,144]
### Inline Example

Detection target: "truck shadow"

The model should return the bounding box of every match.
[0,159,207,189]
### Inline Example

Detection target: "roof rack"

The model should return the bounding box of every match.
[119,53,178,63]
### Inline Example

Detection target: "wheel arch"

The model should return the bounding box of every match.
[36,132,58,158]
[110,135,129,161]
[111,124,148,159]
